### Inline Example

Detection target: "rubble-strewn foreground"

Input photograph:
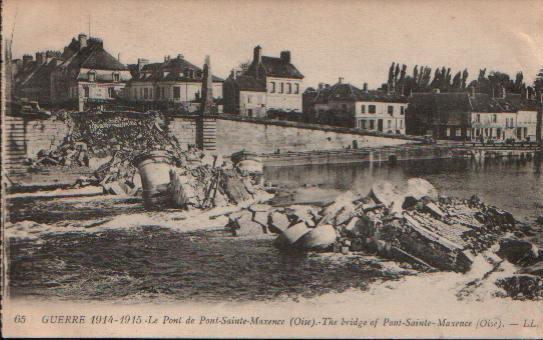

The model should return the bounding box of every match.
[15,111,542,301]
[218,178,542,300]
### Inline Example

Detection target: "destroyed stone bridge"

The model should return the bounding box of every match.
[4,112,541,176]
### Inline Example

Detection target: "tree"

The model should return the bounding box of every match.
[399,64,407,83]
[534,68,543,95]
[452,71,462,89]
[387,62,395,91]
[461,69,469,89]
[514,72,524,93]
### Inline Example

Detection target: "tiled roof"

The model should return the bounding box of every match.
[411,92,540,114]
[60,38,128,72]
[248,56,304,79]
[500,94,541,111]
[313,82,407,104]
[408,92,540,126]
[409,92,473,125]
[230,74,266,92]
[129,57,223,83]
[23,59,63,87]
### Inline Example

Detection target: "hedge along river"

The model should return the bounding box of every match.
[6,154,542,302]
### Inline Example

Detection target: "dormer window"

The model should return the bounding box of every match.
[113,72,120,82]
[88,71,96,82]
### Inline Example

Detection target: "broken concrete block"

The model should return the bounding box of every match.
[274,222,312,248]
[242,177,256,194]
[249,204,272,213]
[344,216,360,235]
[300,224,337,250]
[397,214,472,272]
[234,211,266,236]
[104,181,127,195]
[222,170,253,204]
[320,196,356,226]
[285,205,317,227]
[497,237,539,266]
[253,211,269,227]
[423,201,445,219]
[370,181,405,208]
[320,191,356,218]
[334,203,356,226]
[407,178,438,200]
[269,211,291,233]
[389,245,436,270]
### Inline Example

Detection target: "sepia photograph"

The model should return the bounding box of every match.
[1,0,542,338]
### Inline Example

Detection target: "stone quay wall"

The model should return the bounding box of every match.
[213,115,414,156]
[3,113,414,172]
[3,115,71,173]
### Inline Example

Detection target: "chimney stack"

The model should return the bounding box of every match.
[280,50,291,63]
[338,77,344,84]
[78,33,88,50]
[35,52,46,65]
[363,83,368,91]
[253,45,262,64]
[177,54,184,60]
[117,53,121,62]
[22,54,33,66]
[318,83,324,90]
[137,58,149,72]
[253,45,262,79]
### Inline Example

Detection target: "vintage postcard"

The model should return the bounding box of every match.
[1,0,542,338]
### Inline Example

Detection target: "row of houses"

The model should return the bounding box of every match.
[11,34,304,114]
[10,32,543,141]
[302,80,542,142]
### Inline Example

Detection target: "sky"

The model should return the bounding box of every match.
[3,0,543,89]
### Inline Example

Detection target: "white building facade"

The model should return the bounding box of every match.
[126,55,223,111]
[470,110,538,141]
[265,76,303,112]
[354,101,406,134]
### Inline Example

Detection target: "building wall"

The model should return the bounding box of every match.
[265,76,303,112]
[4,115,71,171]
[7,114,413,172]
[470,111,538,141]
[127,81,223,102]
[214,117,412,156]
[239,90,267,117]
[76,82,126,100]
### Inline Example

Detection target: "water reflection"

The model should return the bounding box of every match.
[265,154,543,221]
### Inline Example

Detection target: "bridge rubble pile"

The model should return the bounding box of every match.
[26,111,186,195]
[225,179,540,278]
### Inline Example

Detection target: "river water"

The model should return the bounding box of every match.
[7,156,543,302]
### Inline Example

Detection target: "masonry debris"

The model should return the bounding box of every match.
[222,178,540,283]
[25,111,266,209]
